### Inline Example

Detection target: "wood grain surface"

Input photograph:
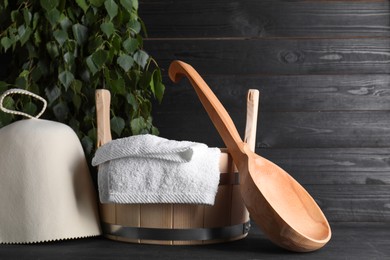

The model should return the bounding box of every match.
[158,74,390,112]
[144,38,390,75]
[142,0,390,223]
[140,0,390,38]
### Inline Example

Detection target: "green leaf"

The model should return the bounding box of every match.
[111,34,121,52]
[91,49,108,69]
[111,77,125,95]
[29,83,40,95]
[45,86,61,104]
[22,8,32,25]
[46,41,59,58]
[20,27,32,46]
[122,38,138,53]
[90,0,105,7]
[151,126,159,135]
[0,111,13,128]
[63,51,75,64]
[128,19,141,34]
[40,0,59,11]
[130,117,147,135]
[53,30,68,46]
[100,21,115,38]
[104,0,118,21]
[117,54,134,72]
[15,77,27,89]
[88,129,97,145]
[2,96,15,109]
[18,25,26,38]
[75,0,89,13]
[60,16,72,31]
[45,8,61,26]
[32,13,40,30]
[53,101,69,121]
[19,70,30,78]
[152,69,165,103]
[120,0,132,10]
[89,34,104,51]
[33,31,41,46]
[71,80,82,94]
[72,23,88,46]
[80,69,90,82]
[86,55,99,75]
[31,61,48,80]
[133,0,139,10]
[81,135,93,155]
[146,116,153,128]
[23,102,37,117]
[154,81,165,104]
[18,25,32,46]
[1,0,9,9]
[31,66,43,81]
[103,67,111,86]
[1,37,12,51]
[10,10,20,23]
[58,70,75,90]
[140,99,151,116]
[111,116,125,136]
[72,94,81,110]
[69,117,80,131]
[139,70,152,89]
[126,92,138,111]
[134,50,149,69]
[1,96,15,126]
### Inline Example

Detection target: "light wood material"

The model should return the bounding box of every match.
[244,90,259,151]
[229,89,258,237]
[95,90,117,241]
[168,60,331,252]
[140,204,173,245]
[95,90,112,147]
[94,86,259,245]
[114,204,140,243]
[173,204,204,245]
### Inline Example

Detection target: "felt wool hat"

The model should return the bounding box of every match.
[0,89,101,243]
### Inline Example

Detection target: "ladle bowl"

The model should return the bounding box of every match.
[168,60,331,252]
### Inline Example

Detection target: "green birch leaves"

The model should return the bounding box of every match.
[0,0,164,157]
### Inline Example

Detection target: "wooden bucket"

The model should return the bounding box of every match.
[95,89,259,245]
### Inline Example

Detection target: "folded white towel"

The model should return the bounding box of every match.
[92,134,221,205]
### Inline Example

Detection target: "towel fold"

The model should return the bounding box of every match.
[92,134,221,205]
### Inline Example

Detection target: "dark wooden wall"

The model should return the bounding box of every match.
[140,0,390,222]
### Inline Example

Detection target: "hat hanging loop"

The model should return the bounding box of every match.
[0,89,47,119]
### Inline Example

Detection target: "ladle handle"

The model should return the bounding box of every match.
[169,60,245,158]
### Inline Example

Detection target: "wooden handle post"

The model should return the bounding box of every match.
[96,89,112,148]
[244,89,259,152]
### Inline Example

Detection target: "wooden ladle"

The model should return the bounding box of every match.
[168,60,331,252]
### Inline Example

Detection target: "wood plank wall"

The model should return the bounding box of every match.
[140,0,390,222]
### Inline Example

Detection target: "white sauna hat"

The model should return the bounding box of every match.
[0,89,101,243]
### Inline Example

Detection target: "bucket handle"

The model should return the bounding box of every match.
[95,89,260,151]
[244,89,259,152]
[95,89,112,148]
[0,88,47,119]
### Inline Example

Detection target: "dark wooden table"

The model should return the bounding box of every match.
[1,222,389,260]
